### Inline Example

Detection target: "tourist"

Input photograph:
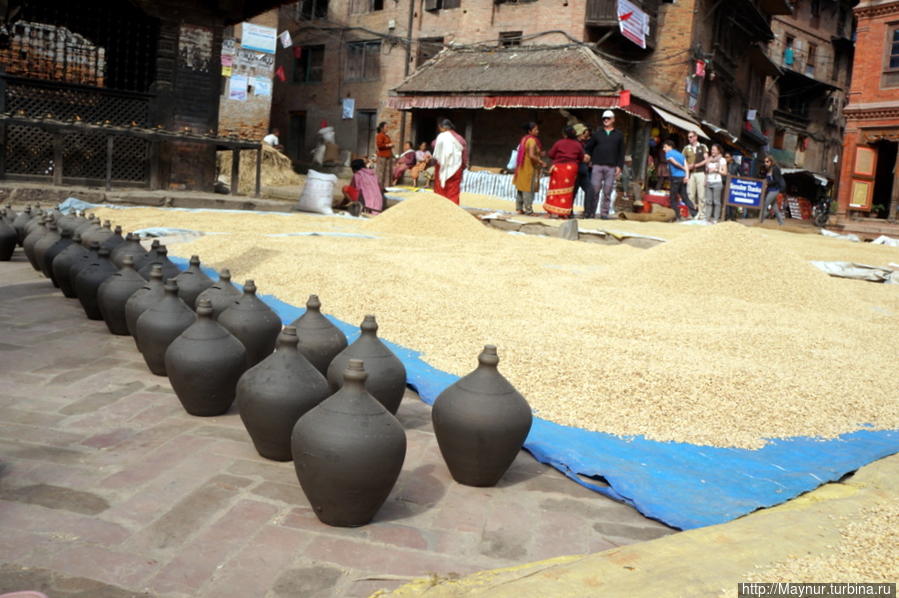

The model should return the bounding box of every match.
[683,131,710,220]
[760,155,785,226]
[662,139,694,221]
[512,122,544,215]
[543,125,585,219]
[583,109,624,220]
[391,141,416,185]
[340,158,384,215]
[375,122,394,188]
[431,118,468,204]
[704,144,727,224]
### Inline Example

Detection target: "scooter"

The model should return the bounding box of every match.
[813,193,832,228]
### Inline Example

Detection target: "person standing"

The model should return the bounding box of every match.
[513,122,545,215]
[682,132,710,219]
[723,151,740,221]
[543,125,584,219]
[662,139,694,221]
[432,118,468,204]
[375,122,394,188]
[704,144,727,223]
[583,109,624,219]
[760,155,785,226]
[573,124,595,218]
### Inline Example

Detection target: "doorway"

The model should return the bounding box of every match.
[288,111,306,163]
[872,140,897,219]
[356,111,376,158]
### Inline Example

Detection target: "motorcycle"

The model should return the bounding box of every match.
[812,193,832,228]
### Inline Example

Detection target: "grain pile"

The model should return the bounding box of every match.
[747,501,899,582]
[216,145,305,195]
[364,193,494,240]
[92,205,899,449]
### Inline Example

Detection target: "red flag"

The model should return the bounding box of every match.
[275,65,286,82]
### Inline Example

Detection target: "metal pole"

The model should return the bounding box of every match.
[106,136,114,191]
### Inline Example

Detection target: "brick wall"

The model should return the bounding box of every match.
[631,0,696,105]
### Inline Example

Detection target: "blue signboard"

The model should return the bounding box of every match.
[725,176,766,209]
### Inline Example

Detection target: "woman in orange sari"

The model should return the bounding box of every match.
[543,126,584,218]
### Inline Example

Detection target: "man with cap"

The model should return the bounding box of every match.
[583,109,625,219]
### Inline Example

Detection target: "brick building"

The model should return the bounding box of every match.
[838,0,899,220]
[0,0,286,193]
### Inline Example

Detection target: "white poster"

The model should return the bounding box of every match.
[229,74,248,101]
[241,23,277,54]
[279,30,293,48]
[342,98,355,120]
[253,77,272,96]
[617,0,648,49]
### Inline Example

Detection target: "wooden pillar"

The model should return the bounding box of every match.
[52,133,63,186]
[633,118,650,191]
[230,147,240,195]
[464,117,473,163]
[106,136,114,191]
[254,146,262,198]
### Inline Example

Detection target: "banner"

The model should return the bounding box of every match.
[241,23,277,54]
[617,0,648,49]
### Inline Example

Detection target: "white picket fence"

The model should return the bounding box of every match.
[460,170,587,208]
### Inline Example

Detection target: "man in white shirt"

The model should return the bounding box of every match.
[263,128,283,151]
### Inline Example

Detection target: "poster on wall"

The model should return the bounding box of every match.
[241,23,277,54]
[229,74,248,101]
[342,98,355,119]
[253,77,272,96]
[178,24,213,72]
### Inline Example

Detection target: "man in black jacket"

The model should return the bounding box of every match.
[583,110,625,219]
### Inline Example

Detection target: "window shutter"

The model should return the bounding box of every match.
[424,0,439,10]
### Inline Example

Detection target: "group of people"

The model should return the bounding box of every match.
[662,133,785,225]
[513,109,626,220]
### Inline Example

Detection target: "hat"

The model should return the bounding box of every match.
[624,154,633,162]
[573,123,588,136]
[602,110,615,119]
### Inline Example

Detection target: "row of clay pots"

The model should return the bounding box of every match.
[3,203,534,527]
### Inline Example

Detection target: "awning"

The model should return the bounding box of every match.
[653,107,709,140]
[702,120,739,144]
[782,168,831,187]
[387,94,652,120]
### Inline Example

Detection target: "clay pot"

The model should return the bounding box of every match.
[12,206,32,245]
[218,280,282,368]
[135,280,197,376]
[41,228,74,284]
[195,268,240,319]
[111,233,148,269]
[100,225,125,251]
[432,345,533,487]
[84,219,114,246]
[124,264,165,350]
[73,213,99,239]
[173,255,215,308]
[22,215,50,271]
[291,294,348,376]
[97,255,148,335]
[56,210,82,236]
[327,315,406,415]
[0,218,16,261]
[292,359,406,527]
[52,232,90,298]
[32,220,61,276]
[23,209,46,239]
[74,245,118,320]
[138,244,181,281]
[165,298,247,416]
[237,326,331,461]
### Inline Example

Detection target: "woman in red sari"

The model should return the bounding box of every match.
[543,125,584,218]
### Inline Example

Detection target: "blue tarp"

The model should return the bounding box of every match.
[168,256,899,530]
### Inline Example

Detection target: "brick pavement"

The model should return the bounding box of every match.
[0,252,674,598]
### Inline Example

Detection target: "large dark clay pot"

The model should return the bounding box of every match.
[53,233,90,298]
[32,220,61,276]
[12,207,32,245]
[327,315,406,415]
[22,216,50,271]
[0,218,16,261]
[23,209,46,240]
[237,326,331,461]
[431,345,533,487]
[291,294,348,376]
[135,280,197,376]
[100,225,125,252]
[111,233,148,269]
[74,245,118,320]
[73,213,98,237]
[173,255,215,308]
[138,245,181,281]
[292,359,406,527]
[124,264,165,350]
[195,268,240,319]
[165,298,247,416]
[83,219,114,246]
[97,255,148,335]
[41,228,74,285]
[217,280,282,368]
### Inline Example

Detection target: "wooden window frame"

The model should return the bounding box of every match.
[292,44,325,84]
[884,23,899,73]
[345,40,381,82]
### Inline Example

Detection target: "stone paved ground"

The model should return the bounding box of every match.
[0,251,674,598]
